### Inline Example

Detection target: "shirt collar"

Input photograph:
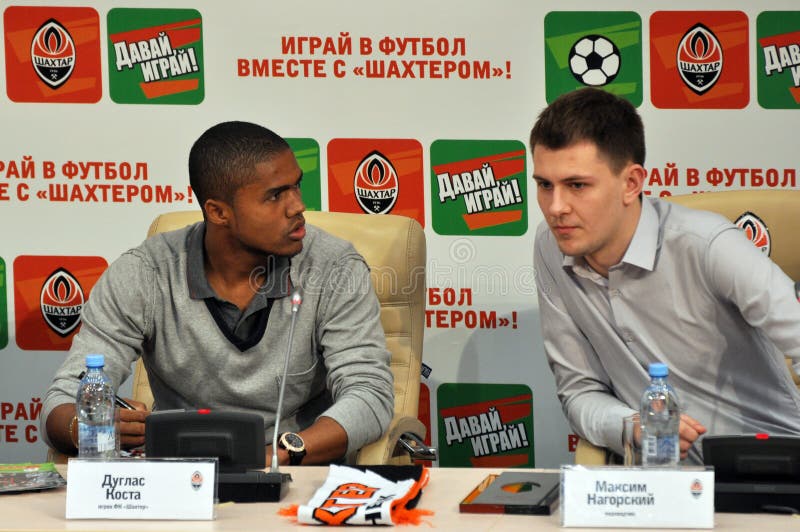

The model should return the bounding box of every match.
[561,197,658,275]
[620,198,658,271]
[186,222,292,301]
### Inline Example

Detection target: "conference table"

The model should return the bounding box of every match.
[1,465,797,531]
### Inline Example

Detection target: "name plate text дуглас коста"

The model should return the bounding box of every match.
[65,458,216,520]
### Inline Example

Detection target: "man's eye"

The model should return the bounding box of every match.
[536,181,552,190]
[571,182,585,190]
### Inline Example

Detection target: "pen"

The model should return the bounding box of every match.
[77,371,136,410]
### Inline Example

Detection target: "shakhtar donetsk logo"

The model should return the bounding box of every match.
[677,23,722,95]
[690,479,703,499]
[40,268,84,336]
[190,471,203,491]
[735,211,771,256]
[354,151,399,214]
[30,19,76,89]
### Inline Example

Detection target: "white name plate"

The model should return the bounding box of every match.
[66,458,216,520]
[560,465,714,528]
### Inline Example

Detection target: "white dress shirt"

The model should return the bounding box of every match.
[534,197,800,463]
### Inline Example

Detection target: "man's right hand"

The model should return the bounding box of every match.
[118,398,149,449]
[679,413,707,460]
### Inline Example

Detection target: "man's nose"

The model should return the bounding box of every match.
[548,187,570,217]
[286,187,305,217]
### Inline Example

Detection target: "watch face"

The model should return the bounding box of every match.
[281,432,304,452]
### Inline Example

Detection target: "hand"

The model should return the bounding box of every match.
[118,398,149,449]
[678,414,707,460]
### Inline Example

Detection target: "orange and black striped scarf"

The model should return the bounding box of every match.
[280,465,432,526]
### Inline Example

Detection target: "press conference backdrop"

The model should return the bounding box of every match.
[1,0,798,466]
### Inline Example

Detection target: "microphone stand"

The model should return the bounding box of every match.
[217,289,301,502]
[271,289,300,471]
[261,288,303,498]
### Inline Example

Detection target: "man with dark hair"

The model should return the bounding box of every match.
[531,88,800,464]
[188,121,291,207]
[42,121,394,466]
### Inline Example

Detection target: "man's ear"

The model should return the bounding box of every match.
[203,198,232,227]
[623,164,646,206]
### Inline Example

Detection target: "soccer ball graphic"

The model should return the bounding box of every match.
[568,35,621,86]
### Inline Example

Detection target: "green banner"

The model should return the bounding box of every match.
[287,138,322,211]
[431,140,527,236]
[107,8,204,105]
[544,11,642,105]
[437,383,534,467]
[757,11,800,109]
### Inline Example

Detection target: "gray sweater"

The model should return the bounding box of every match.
[42,222,394,457]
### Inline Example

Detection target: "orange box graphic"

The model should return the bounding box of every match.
[327,139,425,227]
[14,255,107,351]
[4,6,102,103]
[650,11,749,109]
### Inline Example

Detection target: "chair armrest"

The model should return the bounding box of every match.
[46,447,71,465]
[786,357,800,387]
[355,415,427,465]
[575,437,609,465]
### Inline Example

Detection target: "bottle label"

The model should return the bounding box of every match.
[96,427,115,452]
[644,434,658,458]
[643,433,678,465]
[78,424,116,454]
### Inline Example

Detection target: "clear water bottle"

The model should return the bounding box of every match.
[76,354,117,458]
[640,362,680,467]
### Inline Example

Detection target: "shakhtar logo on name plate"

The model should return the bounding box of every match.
[190,471,203,491]
[14,256,107,351]
[690,479,704,499]
[735,211,771,256]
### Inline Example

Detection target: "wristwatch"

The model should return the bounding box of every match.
[278,432,306,465]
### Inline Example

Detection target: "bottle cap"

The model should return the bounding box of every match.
[85,354,105,368]
[648,362,668,378]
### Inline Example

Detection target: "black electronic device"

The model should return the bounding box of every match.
[145,409,291,503]
[702,434,800,513]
